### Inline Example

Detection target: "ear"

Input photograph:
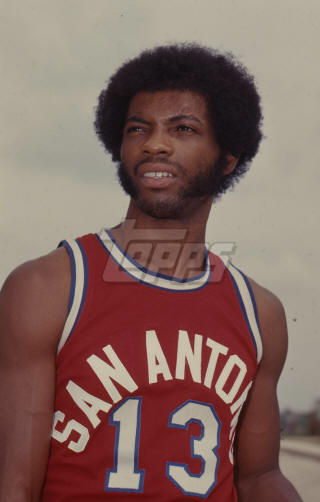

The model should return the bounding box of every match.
[223,153,238,175]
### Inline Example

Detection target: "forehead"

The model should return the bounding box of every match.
[126,90,209,121]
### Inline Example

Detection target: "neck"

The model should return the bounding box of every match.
[111,197,213,279]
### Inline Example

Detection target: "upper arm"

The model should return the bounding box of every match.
[0,248,70,501]
[234,280,288,480]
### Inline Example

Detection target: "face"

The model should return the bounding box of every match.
[119,90,229,219]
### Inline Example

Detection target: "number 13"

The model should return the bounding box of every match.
[105,398,221,498]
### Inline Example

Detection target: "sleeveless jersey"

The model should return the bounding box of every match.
[41,229,262,502]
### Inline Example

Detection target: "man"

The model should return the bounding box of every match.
[0,44,302,501]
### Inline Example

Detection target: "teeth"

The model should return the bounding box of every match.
[144,172,173,178]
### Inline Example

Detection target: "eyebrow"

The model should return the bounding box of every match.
[169,114,203,125]
[125,115,151,125]
[125,114,203,125]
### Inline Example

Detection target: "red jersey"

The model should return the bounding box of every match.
[41,229,262,501]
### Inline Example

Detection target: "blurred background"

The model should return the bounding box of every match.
[1,1,319,498]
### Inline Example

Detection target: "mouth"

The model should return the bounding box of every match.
[138,162,177,176]
[143,171,174,179]
[138,163,177,189]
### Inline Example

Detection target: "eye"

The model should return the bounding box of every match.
[176,125,196,133]
[125,125,144,134]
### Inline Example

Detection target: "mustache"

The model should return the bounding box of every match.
[134,157,183,175]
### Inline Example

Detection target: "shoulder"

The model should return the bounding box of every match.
[248,277,288,377]
[0,247,71,353]
[0,248,71,497]
[249,278,285,322]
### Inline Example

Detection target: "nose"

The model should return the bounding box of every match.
[143,129,173,156]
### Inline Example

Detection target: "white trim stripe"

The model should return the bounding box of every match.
[98,229,211,292]
[226,262,263,363]
[57,240,86,354]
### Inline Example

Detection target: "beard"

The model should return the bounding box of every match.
[117,154,228,219]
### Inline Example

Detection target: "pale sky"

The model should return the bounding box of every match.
[1,0,319,412]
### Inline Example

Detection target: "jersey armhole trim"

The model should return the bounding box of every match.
[226,262,263,363]
[56,239,88,354]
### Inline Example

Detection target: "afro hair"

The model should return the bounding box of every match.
[94,43,263,196]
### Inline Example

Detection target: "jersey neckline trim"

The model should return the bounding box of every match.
[97,228,212,292]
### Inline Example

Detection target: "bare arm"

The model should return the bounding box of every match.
[235,280,303,502]
[0,248,70,502]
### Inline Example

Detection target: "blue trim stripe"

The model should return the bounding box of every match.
[57,239,88,354]
[72,240,88,335]
[232,265,261,334]
[105,229,208,283]
[226,263,262,363]
[97,229,212,292]
[227,271,258,358]
[59,240,76,314]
